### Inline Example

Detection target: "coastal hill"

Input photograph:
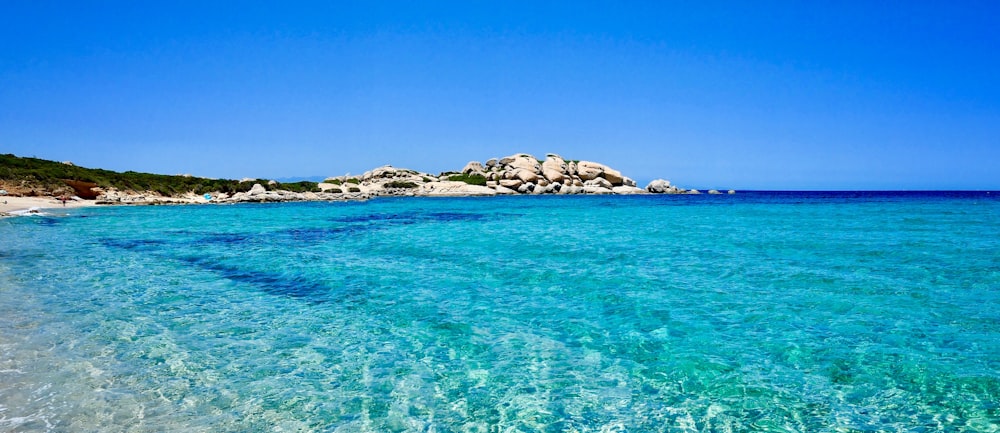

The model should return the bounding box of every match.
[1,152,722,205]
[0,153,315,199]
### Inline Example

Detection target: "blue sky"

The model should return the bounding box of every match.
[2,1,998,189]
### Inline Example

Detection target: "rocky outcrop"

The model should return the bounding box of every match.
[411,152,702,197]
[612,186,646,195]
[541,154,566,183]
[602,168,625,186]
[96,152,723,204]
[576,161,604,181]
[222,183,357,203]
[584,178,613,189]
[513,168,538,183]
[645,179,693,194]
[249,183,267,196]
[421,181,497,197]
[96,187,202,205]
[500,154,539,173]
[499,179,523,189]
[65,180,101,199]
[346,153,720,197]
[461,161,485,175]
[646,179,669,193]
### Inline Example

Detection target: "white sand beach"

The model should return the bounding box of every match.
[0,196,98,214]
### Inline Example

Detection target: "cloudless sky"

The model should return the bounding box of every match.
[2,1,998,189]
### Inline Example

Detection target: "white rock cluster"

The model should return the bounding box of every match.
[645,179,688,194]
[96,187,189,204]
[222,184,352,203]
[311,152,708,198]
[306,153,681,198]
[454,153,649,195]
[96,152,719,205]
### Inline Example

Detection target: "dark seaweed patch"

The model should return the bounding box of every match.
[200,233,256,245]
[32,217,60,226]
[328,213,421,224]
[280,226,359,242]
[177,255,331,302]
[330,211,488,225]
[272,223,392,244]
[425,212,486,222]
[100,238,169,251]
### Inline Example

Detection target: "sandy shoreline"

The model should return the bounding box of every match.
[0,196,99,214]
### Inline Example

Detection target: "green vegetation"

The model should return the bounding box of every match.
[327,179,343,185]
[328,188,343,193]
[274,181,321,193]
[348,187,361,193]
[0,153,319,196]
[384,180,418,189]
[346,178,360,184]
[447,173,488,186]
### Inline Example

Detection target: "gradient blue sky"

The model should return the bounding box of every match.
[2,1,998,189]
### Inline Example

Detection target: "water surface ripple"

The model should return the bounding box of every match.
[1,193,998,432]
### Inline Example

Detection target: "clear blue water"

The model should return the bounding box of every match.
[1,192,999,432]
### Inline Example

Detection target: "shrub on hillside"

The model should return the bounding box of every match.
[447,173,487,186]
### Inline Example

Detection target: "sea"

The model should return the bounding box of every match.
[1,192,998,432]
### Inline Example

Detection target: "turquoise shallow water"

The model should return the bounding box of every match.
[1,192,999,432]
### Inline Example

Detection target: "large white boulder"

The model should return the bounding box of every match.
[584,178,613,189]
[602,167,624,185]
[513,168,539,183]
[541,155,567,183]
[363,165,409,181]
[582,186,613,194]
[576,161,605,181]
[493,185,518,194]
[612,186,646,195]
[499,179,523,189]
[317,182,340,192]
[503,154,541,173]
[462,161,484,174]
[249,183,267,196]
[645,179,671,193]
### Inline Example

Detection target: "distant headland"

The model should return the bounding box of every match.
[0,153,733,210]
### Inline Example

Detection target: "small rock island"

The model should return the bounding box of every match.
[221,153,710,203]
